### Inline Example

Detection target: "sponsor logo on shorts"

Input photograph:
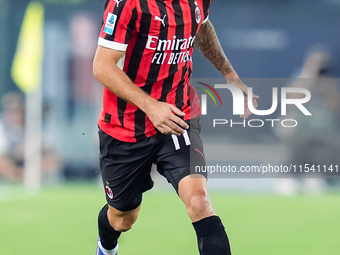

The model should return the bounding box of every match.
[195,147,205,160]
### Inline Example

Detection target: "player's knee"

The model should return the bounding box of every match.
[111,219,134,232]
[108,209,139,232]
[108,213,138,232]
[186,191,214,218]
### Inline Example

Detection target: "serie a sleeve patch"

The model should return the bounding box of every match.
[104,12,117,35]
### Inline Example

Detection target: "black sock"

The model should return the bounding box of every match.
[193,216,231,255]
[98,204,121,250]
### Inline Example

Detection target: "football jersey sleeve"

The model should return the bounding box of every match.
[98,0,137,51]
[202,0,213,23]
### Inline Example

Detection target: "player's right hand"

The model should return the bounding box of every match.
[145,101,189,136]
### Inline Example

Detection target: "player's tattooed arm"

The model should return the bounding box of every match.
[195,20,259,119]
[195,20,235,78]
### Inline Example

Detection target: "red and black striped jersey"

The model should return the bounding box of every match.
[97,0,212,142]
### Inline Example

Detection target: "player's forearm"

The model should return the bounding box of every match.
[93,56,157,113]
[195,20,241,83]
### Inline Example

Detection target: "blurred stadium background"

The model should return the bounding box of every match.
[0,0,339,254]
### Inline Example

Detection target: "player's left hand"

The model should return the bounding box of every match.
[242,91,259,119]
[230,80,259,119]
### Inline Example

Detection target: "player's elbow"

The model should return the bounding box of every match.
[93,45,123,83]
[93,57,104,82]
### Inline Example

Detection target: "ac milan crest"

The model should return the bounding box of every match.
[105,185,114,199]
[195,6,202,24]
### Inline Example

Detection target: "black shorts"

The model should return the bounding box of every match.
[98,117,206,211]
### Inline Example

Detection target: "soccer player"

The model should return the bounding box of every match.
[93,0,258,254]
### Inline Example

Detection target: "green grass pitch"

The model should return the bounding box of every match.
[0,184,339,254]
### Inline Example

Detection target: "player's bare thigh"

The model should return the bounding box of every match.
[178,175,215,222]
[107,204,141,232]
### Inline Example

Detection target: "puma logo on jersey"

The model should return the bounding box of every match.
[114,0,123,7]
[154,15,167,27]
